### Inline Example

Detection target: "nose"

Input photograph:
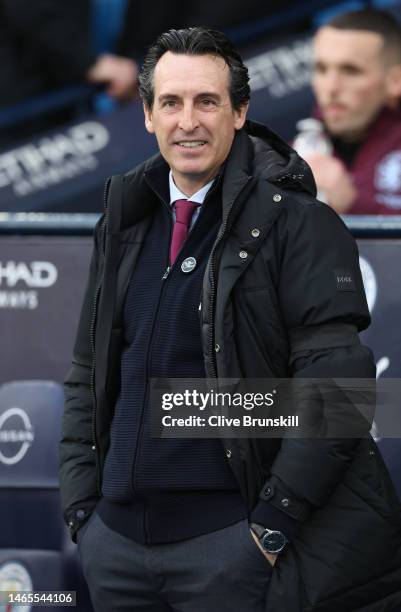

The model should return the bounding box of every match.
[178,102,199,132]
[320,70,343,99]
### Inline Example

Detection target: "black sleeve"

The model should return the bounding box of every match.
[59,215,104,542]
[251,200,376,535]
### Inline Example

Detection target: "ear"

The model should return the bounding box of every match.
[234,101,249,131]
[143,103,155,134]
[385,64,401,100]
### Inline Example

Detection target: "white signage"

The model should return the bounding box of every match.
[0,121,110,197]
[0,261,58,310]
[359,256,377,314]
[0,408,34,465]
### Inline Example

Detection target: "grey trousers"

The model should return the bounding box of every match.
[78,513,272,612]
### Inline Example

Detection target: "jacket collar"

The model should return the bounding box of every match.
[118,119,316,231]
[220,125,254,220]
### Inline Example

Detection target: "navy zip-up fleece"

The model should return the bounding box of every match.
[98,182,247,543]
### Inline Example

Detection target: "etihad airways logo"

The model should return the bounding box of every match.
[0,121,109,197]
[0,260,58,309]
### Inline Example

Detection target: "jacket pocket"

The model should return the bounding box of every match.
[344,460,401,529]
[266,439,401,611]
[287,478,401,611]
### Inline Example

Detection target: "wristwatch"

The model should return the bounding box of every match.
[250,522,287,554]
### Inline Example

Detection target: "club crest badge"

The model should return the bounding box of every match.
[181,257,197,273]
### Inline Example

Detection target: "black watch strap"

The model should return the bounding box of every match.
[250,522,287,554]
[250,522,268,538]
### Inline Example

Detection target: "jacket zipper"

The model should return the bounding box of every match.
[205,179,251,378]
[89,178,110,488]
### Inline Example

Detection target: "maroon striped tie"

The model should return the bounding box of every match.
[169,199,200,264]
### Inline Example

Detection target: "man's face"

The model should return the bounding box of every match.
[144,52,248,195]
[312,26,398,140]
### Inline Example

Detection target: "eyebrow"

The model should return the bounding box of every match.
[158,92,223,103]
[314,59,364,71]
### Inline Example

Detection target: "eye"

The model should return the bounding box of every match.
[200,98,217,108]
[313,62,327,74]
[342,65,363,76]
[161,99,177,109]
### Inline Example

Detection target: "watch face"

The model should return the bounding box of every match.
[261,530,286,554]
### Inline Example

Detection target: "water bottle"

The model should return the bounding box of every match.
[293,118,333,203]
[293,118,333,156]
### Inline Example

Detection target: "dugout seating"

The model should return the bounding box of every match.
[0,380,93,611]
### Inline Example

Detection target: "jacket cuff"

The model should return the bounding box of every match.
[66,505,96,543]
[250,475,313,541]
[250,499,301,542]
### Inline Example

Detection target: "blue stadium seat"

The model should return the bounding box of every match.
[0,380,92,611]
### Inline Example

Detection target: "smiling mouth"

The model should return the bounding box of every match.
[175,141,207,148]
[325,105,347,114]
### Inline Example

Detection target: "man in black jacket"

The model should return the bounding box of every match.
[0,0,137,146]
[59,27,401,612]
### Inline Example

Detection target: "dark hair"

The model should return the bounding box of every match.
[138,27,250,111]
[326,9,401,62]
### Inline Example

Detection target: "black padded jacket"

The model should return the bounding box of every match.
[59,120,401,611]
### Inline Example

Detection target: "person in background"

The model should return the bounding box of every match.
[0,0,137,144]
[0,0,295,115]
[297,9,401,215]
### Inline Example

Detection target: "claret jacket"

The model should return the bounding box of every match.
[59,120,401,611]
